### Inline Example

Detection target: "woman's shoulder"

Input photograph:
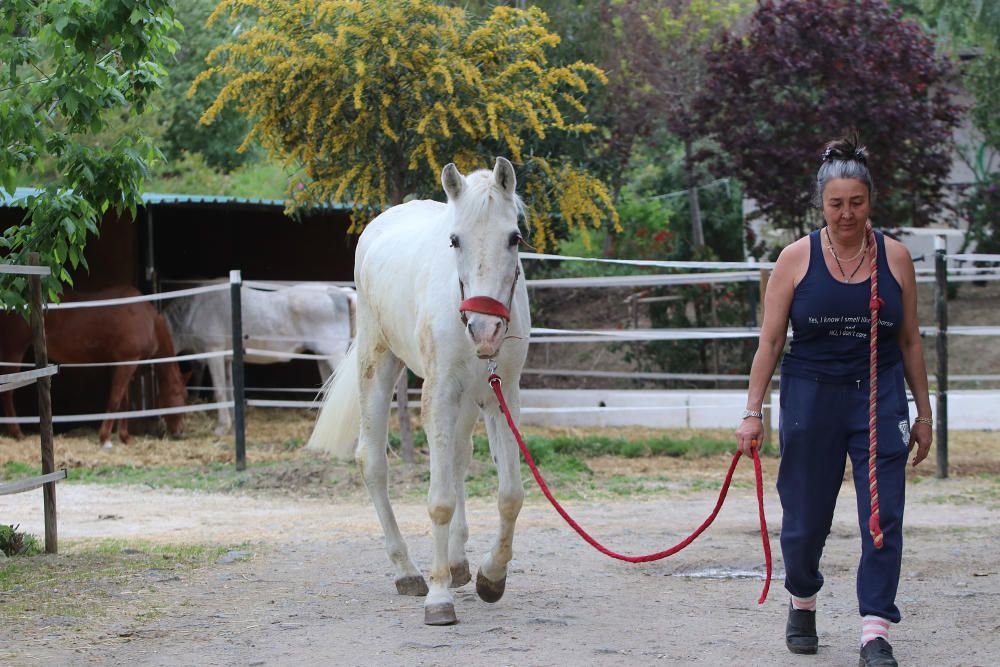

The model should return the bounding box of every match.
[881,232,908,254]
[771,234,813,287]
[775,234,812,265]
[881,232,915,285]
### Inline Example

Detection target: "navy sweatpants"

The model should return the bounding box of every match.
[777,363,910,622]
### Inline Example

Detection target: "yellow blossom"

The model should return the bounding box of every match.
[194,0,617,247]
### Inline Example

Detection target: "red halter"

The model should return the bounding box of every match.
[458,264,520,325]
[459,296,511,321]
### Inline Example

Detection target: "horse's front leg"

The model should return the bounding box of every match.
[100,364,137,447]
[421,377,464,625]
[447,402,479,590]
[478,383,525,604]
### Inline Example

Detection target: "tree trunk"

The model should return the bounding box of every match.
[685,139,705,248]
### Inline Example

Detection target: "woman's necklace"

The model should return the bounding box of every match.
[824,226,866,262]
[825,227,867,283]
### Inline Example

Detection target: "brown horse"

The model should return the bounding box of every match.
[0,286,187,445]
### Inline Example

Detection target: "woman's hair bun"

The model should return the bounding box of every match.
[821,131,868,165]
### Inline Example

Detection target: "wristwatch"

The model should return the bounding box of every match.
[741,409,764,420]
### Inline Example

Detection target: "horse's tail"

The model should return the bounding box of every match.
[306,342,360,459]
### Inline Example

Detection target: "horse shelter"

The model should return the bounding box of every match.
[0,188,356,436]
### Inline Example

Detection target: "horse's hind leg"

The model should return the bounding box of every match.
[116,393,131,444]
[356,344,425,598]
[205,354,231,436]
[477,385,525,604]
[101,364,137,447]
[1,385,24,439]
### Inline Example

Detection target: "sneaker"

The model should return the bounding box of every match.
[859,637,897,667]
[785,602,818,654]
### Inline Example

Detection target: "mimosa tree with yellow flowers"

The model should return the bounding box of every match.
[192,0,619,249]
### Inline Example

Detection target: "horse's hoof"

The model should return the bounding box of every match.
[395,574,429,596]
[424,602,458,626]
[476,569,506,603]
[450,561,471,588]
[102,441,113,449]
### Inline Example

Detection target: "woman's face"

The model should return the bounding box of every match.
[822,178,870,237]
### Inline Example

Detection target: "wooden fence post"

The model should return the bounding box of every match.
[230,271,246,471]
[934,235,948,479]
[28,253,57,553]
[397,373,414,463]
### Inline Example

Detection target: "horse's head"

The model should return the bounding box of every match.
[443,157,524,359]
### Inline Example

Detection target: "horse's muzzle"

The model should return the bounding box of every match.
[466,314,507,358]
[460,296,510,358]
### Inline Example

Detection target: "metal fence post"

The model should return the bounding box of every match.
[230,270,246,471]
[934,235,948,479]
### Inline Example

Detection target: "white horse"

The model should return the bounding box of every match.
[306,157,530,626]
[164,283,356,435]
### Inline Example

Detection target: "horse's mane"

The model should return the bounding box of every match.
[452,169,525,225]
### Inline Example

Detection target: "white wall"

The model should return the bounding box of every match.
[519,389,998,431]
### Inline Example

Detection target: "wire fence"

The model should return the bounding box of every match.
[3,244,997,475]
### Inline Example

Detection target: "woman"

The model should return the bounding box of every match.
[735,135,933,667]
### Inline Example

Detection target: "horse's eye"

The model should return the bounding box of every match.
[508,233,521,248]
[450,234,460,248]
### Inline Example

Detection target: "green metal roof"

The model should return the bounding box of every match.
[140,191,294,208]
[1,187,347,211]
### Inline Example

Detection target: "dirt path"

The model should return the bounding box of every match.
[3,474,999,666]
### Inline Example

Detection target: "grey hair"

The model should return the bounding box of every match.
[813,136,876,208]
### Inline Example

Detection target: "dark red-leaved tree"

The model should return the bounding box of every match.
[691,0,961,235]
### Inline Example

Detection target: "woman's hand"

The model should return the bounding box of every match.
[908,421,933,467]
[736,417,764,456]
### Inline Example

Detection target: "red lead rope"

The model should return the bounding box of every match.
[866,222,885,549]
[489,373,772,604]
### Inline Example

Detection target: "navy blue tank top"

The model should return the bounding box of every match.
[781,229,903,382]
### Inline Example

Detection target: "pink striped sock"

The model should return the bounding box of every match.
[861,615,890,646]
[791,594,816,611]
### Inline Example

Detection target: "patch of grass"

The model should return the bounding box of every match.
[0,540,248,625]
[920,474,1000,508]
[475,432,748,460]
[0,524,42,557]
[24,428,742,500]
[1,461,39,480]
[66,459,339,493]
[280,437,304,451]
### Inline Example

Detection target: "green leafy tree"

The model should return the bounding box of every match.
[619,136,750,378]
[193,0,618,250]
[893,1,1000,253]
[1,0,179,307]
[161,0,260,172]
[599,0,751,251]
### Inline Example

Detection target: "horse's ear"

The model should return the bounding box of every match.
[441,163,464,201]
[493,157,516,197]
